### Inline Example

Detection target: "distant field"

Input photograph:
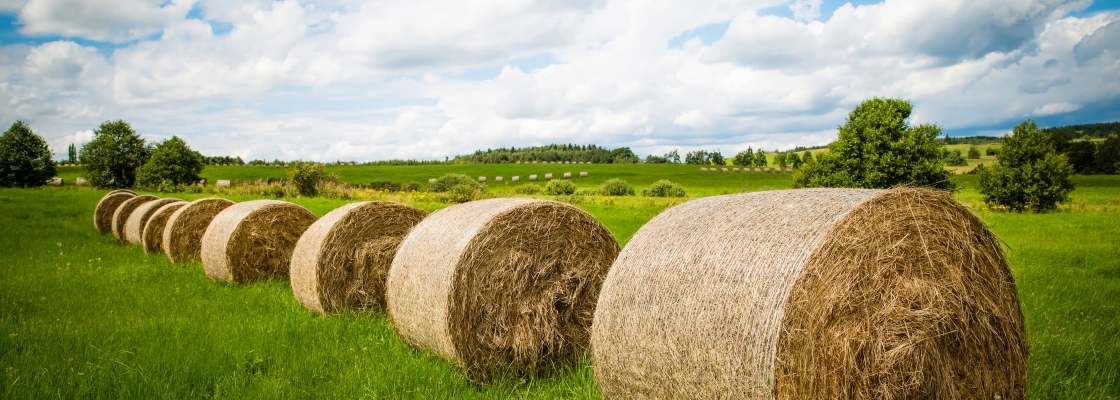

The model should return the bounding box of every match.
[4,168,1118,398]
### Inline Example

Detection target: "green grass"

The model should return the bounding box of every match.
[3,168,1119,398]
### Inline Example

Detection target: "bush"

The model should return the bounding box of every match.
[431,173,481,192]
[0,121,56,188]
[642,180,686,197]
[79,120,150,189]
[514,183,541,195]
[967,146,981,159]
[978,120,1075,212]
[792,98,954,190]
[287,161,329,197]
[135,136,205,189]
[544,179,577,195]
[944,149,968,166]
[369,180,399,191]
[986,147,997,156]
[445,183,483,203]
[733,148,754,167]
[599,178,635,196]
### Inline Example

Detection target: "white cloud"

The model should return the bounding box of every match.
[19,0,197,42]
[1032,102,1081,116]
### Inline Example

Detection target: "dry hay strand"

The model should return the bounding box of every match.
[112,195,159,243]
[142,201,188,254]
[93,190,136,234]
[591,188,1027,399]
[387,198,620,381]
[123,198,182,245]
[163,198,236,263]
[291,201,428,314]
[201,200,318,283]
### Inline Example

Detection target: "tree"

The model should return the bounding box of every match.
[802,150,814,164]
[665,149,680,164]
[734,148,754,167]
[753,150,767,167]
[287,161,329,197]
[985,147,997,156]
[967,146,981,159]
[79,120,150,189]
[135,136,205,189]
[775,152,788,168]
[1065,140,1098,174]
[710,151,725,166]
[684,150,709,165]
[788,151,802,169]
[68,144,77,164]
[1097,135,1120,174]
[0,121,56,188]
[978,120,1074,212]
[944,149,968,166]
[792,98,954,190]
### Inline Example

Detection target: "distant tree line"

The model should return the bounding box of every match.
[205,155,245,165]
[453,144,640,164]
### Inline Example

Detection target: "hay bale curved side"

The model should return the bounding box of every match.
[201,200,317,283]
[387,198,619,380]
[591,188,1027,399]
[163,198,236,263]
[291,201,428,314]
[123,198,182,244]
[93,191,136,234]
[142,201,187,254]
[112,195,158,243]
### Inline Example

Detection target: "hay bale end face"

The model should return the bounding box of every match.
[142,201,188,254]
[163,198,236,263]
[291,201,428,314]
[93,191,136,234]
[592,188,1028,399]
[387,198,620,381]
[721,168,728,172]
[754,168,761,172]
[123,198,182,245]
[112,195,159,243]
[733,168,740,172]
[202,200,318,283]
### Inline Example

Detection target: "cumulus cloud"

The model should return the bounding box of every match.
[19,0,197,42]
[1033,102,1081,115]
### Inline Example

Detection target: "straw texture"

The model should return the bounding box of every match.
[291,201,428,314]
[123,198,182,245]
[163,198,236,263]
[387,198,619,381]
[592,188,1027,399]
[201,200,317,283]
[112,195,158,243]
[93,190,135,234]
[142,201,187,254]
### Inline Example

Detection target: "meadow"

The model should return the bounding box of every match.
[3,165,1118,398]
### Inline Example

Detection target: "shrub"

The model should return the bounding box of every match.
[431,173,481,192]
[0,121,56,188]
[544,179,577,195]
[599,178,635,196]
[79,120,150,189]
[967,146,981,159]
[734,148,755,167]
[944,149,968,166]
[135,136,205,189]
[514,183,541,195]
[288,161,329,197]
[642,180,686,197]
[369,180,399,191]
[575,188,600,196]
[978,120,1075,212]
[445,183,483,203]
[986,147,997,156]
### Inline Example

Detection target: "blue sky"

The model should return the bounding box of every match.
[0,0,1118,161]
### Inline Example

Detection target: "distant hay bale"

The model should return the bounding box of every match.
[512,176,520,182]
[563,172,572,179]
[112,195,158,243]
[47,177,62,186]
[429,178,437,184]
[387,198,620,380]
[754,168,761,172]
[786,167,793,173]
[76,177,87,186]
[163,198,236,263]
[216,180,231,188]
[545,173,553,180]
[479,176,487,183]
[764,167,772,173]
[291,201,428,314]
[123,198,182,245]
[94,190,136,234]
[733,168,740,172]
[529,175,538,181]
[710,168,718,172]
[721,168,728,172]
[700,167,708,172]
[592,188,1027,399]
[201,200,317,283]
[142,201,188,254]
[580,171,588,178]
[495,176,503,182]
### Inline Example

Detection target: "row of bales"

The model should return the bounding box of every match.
[92,188,1029,398]
[430,171,590,184]
[701,166,793,173]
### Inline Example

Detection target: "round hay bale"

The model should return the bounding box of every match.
[591,188,1027,399]
[291,201,428,314]
[733,168,740,172]
[529,174,538,181]
[47,177,62,186]
[142,201,188,254]
[700,167,708,172]
[479,176,487,183]
[721,168,728,172]
[201,200,317,283]
[93,190,136,234]
[387,198,620,380]
[563,172,572,179]
[112,195,158,243]
[764,167,772,173]
[429,178,437,184]
[216,179,231,188]
[123,198,182,245]
[580,171,588,178]
[495,176,503,182]
[512,176,520,182]
[163,198,236,263]
[544,173,553,180]
[754,168,761,172]
[786,167,793,173]
[76,177,87,186]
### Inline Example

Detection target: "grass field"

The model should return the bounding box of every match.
[4,166,1119,398]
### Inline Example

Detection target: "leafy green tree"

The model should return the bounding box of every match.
[967,146,981,159]
[978,120,1074,212]
[431,173,482,192]
[944,149,968,166]
[792,98,954,190]
[802,150,813,164]
[788,151,802,169]
[684,150,709,165]
[985,147,996,156]
[67,143,77,164]
[775,152,788,168]
[665,149,680,164]
[1097,135,1120,174]
[135,136,205,189]
[79,120,150,189]
[0,121,56,188]
[287,161,329,197]
[734,148,754,167]
[753,150,767,167]
[710,151,725,166]
[1065,140,1098,174]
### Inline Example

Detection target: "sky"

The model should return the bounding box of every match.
[0,0,1118,162]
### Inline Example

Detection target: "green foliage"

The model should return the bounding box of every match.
[978,120,1075,212]
[792,97,954,190]
[733,148,754,167]
[967,146,982,159]
[753,150,767,167]
[610,147,641,164]
[684,150,709,165]
[1065,141,1098,174]
[287,161,329,197]
[1097,136,1120,174]
[709,151,725,166]
[454,143,636,164]
[136,136,205,190]
[944,149,969,166]
[599,178,635,196]
[0,121,56,188]
[802,150,814,164]
[79,120,150,189]
[203,155,244,166]
[544,179,577,195]
[788,151,802,169]
[513,183,541,195]
[775,152,788,168]
[986,147,997,156]
[641,179,686,197]
[445,183,484,203]
[431,173,481,192]
[67,143,77,164]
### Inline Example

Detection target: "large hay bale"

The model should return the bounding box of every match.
[216,180,231,188]
[592,188,1027,399]
[563,172,572,179]
[479,176,487,183]
[529,174,537,181]
[544,173,553,180]
[387,198,620,380]
[76,177,87,186]
[291,201,428,314]
[580,171,587,178]
[112,195,158,243]
[700,167,708,172]
[733,168,740,172]
[94,190,136,234]
[123,198,182,245]
[142,201,188,254]
[495,176,503,182]
[201,200,317,283]
[163,198,236,263]
[512,176,520,182]
[47,177,62,186]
